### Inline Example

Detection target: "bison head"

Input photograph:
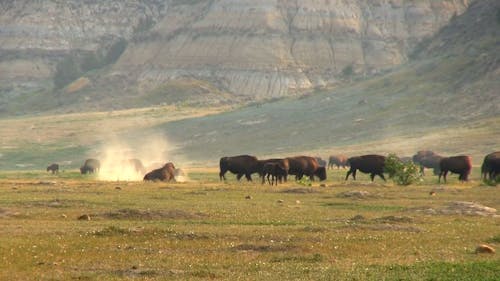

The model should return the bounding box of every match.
[315,167,327,181]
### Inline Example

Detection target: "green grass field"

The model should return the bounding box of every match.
[0,168,498,280]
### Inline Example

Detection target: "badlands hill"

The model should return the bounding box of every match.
[1,0,472,114]
[0,0,498,169]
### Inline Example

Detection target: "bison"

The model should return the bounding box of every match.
[345,154,386,182]
[143,162,176,182]
[328,155,348,169]
[261,162,287,186]
[412,150,441,175]
[287,156,327,181]
[259,158,290,183]
[219,155,261,181]
[80,158,100,174]
[438,155,472,183]
[46,163,59,174]
[315,157,327,168]
[481,152,500,181]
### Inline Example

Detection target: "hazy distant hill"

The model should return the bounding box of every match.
[0,0,470,115]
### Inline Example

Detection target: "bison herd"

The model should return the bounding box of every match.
[45,150,499,184]
[220,155,326,185]
[219,151,499,185]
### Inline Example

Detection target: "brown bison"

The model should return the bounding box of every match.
[259,158,290,183]
[143,162,176,182]
[80,158,100,174]
[287,156,327,181]
[481,151,500,181]
[345,154,386,182]
[328,155,348,169]
[412,150,442,175]
[46,163,59,174]
[219,155,261,181]
[261,162,287,186]
[438,156,472,183]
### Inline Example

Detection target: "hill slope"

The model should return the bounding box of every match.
[0,0,470,115]
[152,0,499,164]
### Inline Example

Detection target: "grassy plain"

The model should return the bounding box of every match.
[0,168,498,280]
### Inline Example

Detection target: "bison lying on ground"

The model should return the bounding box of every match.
[46,163,59,174]
[481,151,500,181]
[143,162,176,182]
[287,156,326,181]
[345,154,386,182]
[438,155,472,183]
[219,155,261,181]
[328,155,348,169]
[80,158,100,174]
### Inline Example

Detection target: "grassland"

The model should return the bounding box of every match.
[0,168,498,280]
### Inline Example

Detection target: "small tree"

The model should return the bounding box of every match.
[384,154,421,186]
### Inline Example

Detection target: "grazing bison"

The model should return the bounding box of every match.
[46,163,59,174]
[261,162,287,186]
[481,152,500,181]
[219,155,261,181]
[328,155,348,169]
[287,156,327,181]
[345,155,386,182]
[438,155,472,183]
[80,158,100,174]
[412,150,441,175]
[143,162,176,182]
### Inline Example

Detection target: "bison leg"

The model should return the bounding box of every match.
[236,174,244,181]
[345,170,352,180]
[219,170,227,181]
[378,173,386,182]
[245,173,252,181]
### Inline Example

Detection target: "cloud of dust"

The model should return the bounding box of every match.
[95,134,186,181]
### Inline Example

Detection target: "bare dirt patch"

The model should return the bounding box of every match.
[412,201,498,217]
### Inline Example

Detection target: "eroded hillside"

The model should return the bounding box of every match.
[0,0,470,114]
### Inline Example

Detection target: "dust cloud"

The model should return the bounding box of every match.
[95,134,185,181]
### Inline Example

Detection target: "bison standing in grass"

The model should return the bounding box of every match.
[481,151,500,181]
[46,163,59,174]
[412,150,442,175]
[143,162,176,182]
[328,155,348,169]
[80,158,100,174]
[259,158,290,183]
[287,156,327,181]
[219,155,261,181]
[345,154,386,182]
[261,162,287,186]
[438,155,472,183]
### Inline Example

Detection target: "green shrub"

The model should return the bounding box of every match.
[384,154,421,186]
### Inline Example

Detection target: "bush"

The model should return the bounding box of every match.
[384,154,421,186]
